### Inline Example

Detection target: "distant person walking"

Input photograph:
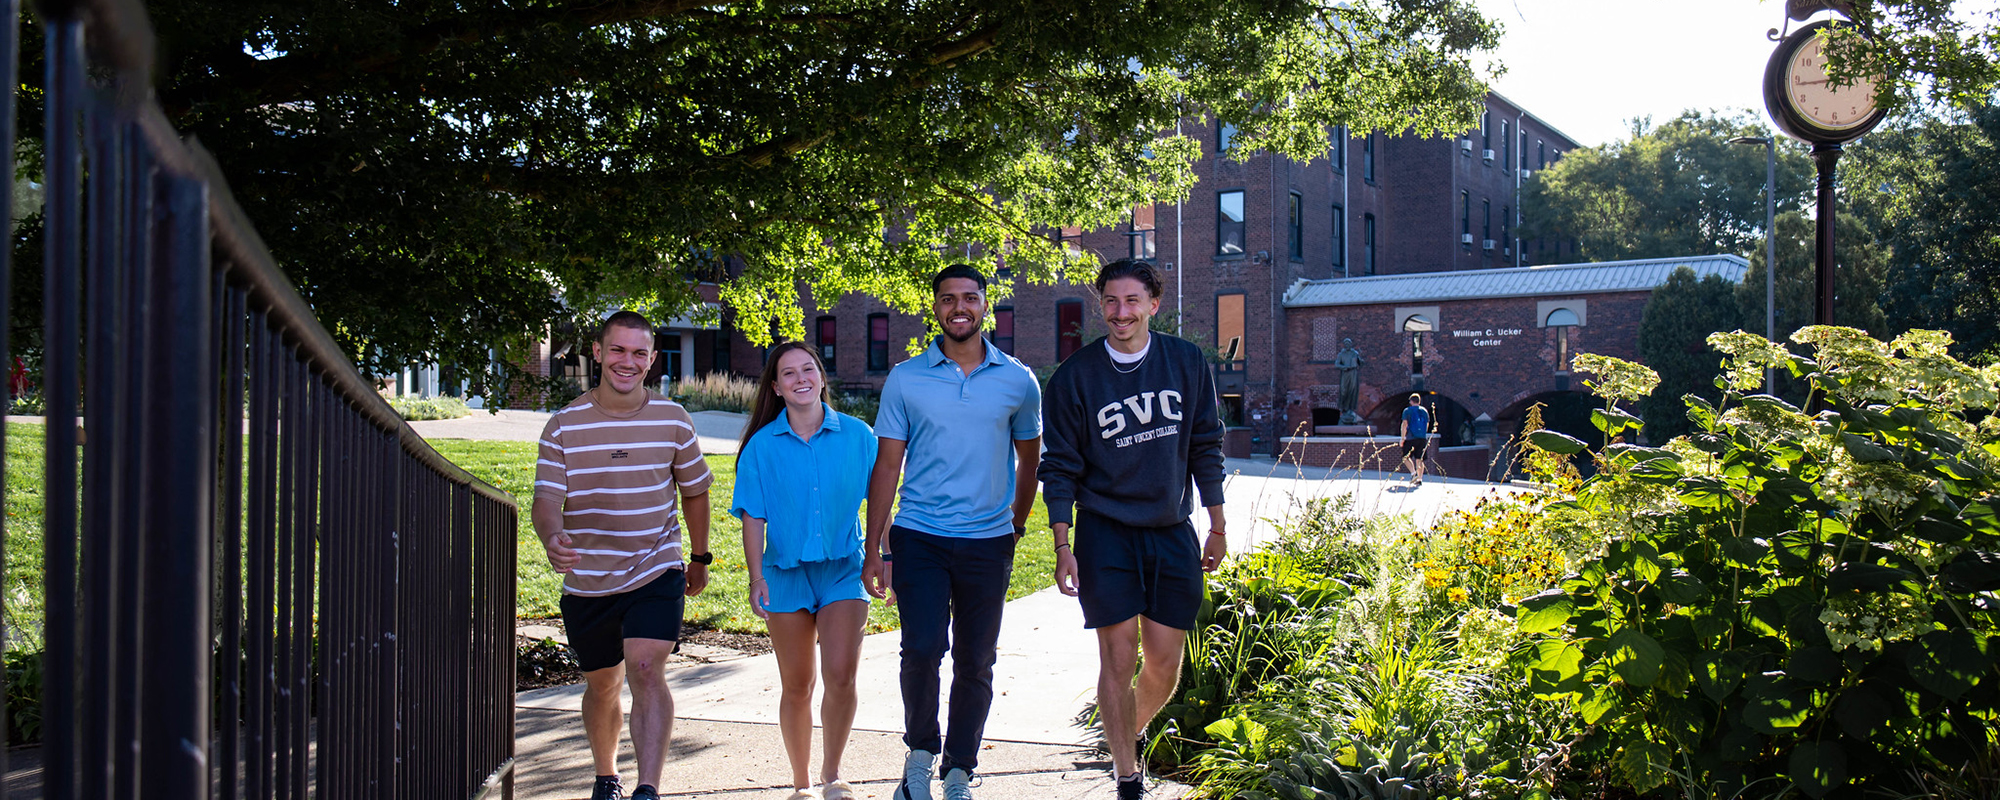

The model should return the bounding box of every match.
[1039,259,1228,800]
[1400,393,1432,484]
[862,264,1043,800]
[534,310,716,800]
[731,342,877,800]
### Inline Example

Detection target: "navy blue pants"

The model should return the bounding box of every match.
[890,525,1016,774]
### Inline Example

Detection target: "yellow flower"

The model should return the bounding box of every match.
[1448,587,1470,603]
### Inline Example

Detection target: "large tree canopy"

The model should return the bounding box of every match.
[13,0,1502,395]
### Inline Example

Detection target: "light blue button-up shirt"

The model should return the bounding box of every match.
[874,338,1042,539]
[730,405,878,569]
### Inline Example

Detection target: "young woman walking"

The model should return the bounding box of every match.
[730,341,877,800]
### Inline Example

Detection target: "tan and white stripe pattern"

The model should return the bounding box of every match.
[535,390,713,596]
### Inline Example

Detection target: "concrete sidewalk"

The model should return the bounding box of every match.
[513,587,1178,798]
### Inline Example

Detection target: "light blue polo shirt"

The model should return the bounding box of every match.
[730,405,878,569]
[875,338,1042,539]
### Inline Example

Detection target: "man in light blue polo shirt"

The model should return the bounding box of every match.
[862,264,1042,800]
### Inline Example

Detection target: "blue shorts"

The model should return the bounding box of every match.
[764,552,869,614]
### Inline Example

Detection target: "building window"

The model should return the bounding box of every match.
[1460,191,1470,240]
[1057,225,1084,258]
[816,315,838,375]
[1404,314,1432,375]
[1217,190,1246,257]
[1520,131,1529,170]
[1056,300,1084,361]
[1128,204,1156,261]
[1546,308,1581,372]
[1287,192,1304,262]
[659,332,683,384]
[1482,199,1492,243]
[1501,120,1511,169]
[1481,110,1491,151]
[714,316,731,374]
[1331,204,1344,271]
[1330,125,1346,172]
[1364,214,1377,275]
[1538,141,1546,170]
[1219,121,1237,154]
[992,306,1015,355]
[1216,292,1246,370]
[1362,134,1375,182]
[867,313,889,372]
[1501,207,1510,256]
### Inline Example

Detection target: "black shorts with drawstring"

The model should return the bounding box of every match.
[1073,509,1203,631]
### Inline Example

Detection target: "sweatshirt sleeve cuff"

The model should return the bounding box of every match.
[1047,498,1075,527]
[1196,479,1226,510]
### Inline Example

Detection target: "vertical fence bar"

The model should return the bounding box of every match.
[113,125,154,800]
[247,312,276,800]
[0,0,15,782]
[80,83,127,800]
[39,11,86,800]
[137,168,215,798]
[218,282,247,800]
[291,361,314,800]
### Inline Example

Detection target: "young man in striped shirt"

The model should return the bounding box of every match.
[535,310,715,800]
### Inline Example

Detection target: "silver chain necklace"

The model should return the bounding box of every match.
[1109,341,1150,374]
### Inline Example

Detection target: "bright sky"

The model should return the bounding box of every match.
[1471,0,1993,148]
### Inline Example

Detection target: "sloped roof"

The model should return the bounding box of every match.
[1282,255,1749,308]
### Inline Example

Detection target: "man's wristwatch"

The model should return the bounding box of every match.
[1014,523,1028,540]
[687,552,714,565]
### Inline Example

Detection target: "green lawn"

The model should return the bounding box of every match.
[426,438,1060,635]
[0,425,1058,641]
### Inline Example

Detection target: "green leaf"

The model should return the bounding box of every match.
[1788,741,1848,800]
[1591,406,1643,436]
[1698,650,1756,702]
[1913,515,1977,544]
[1527,429,1588,455]
[1615,739,1673,793]
[1606,443,1676,466]
[1678,477,1733,509]
[1905,629,1990,701]
[1608,628,1667,687]
[1786,646,1843,684]
[1826,562,1919,593]
[1961,500,2000,537]
[1771,531,1816,574]
[1741,681,1812,734]
[1835,687,1892,741]
[1516,589,1577,634]
[1578,684,1620,724]
[1721,535,1770,568]
[1718,725,1764,763]
[1528,641,1586,699]
[1656,570,1710,605]
[1940,550,2000,592]
[1842,433,1899,463]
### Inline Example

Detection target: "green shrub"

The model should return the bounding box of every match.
[5,648,40,743]
[1511,328,2000,797]
[674,371,759,414]
[833,390,880,425]
[387,394,471,421]
[8,392,43,416]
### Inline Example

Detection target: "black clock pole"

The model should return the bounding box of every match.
[1811,143,1841,326]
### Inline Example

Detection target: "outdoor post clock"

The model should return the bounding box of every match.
[1763,19,1889,144]
[1761,17,1888,326]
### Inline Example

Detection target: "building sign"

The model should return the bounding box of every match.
[1451,327,1524,347]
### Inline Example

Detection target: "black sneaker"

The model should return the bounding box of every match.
[590,776,623,800]
[1116,772,1145,800]
[629,785,660,800]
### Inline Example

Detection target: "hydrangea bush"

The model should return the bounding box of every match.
[1511,327,2000,798]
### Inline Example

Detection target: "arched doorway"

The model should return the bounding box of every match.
[1366,390,1475,447]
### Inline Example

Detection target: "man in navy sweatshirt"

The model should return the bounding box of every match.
[1038,259,1228,799]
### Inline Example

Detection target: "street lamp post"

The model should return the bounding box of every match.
[1730,135,1777,393]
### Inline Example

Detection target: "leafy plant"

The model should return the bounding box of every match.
[1510,328,2000,798]
[386,394,471,421]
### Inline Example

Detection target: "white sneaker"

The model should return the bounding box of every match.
[941,767,974,800]
[897,750,937,800]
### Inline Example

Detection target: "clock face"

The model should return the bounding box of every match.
[1784,33,1881,131]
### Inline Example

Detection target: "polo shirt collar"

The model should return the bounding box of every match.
[760,402,841,441]
[922,336,1002,369]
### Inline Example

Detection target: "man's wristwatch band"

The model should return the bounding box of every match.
[688,551,714,565]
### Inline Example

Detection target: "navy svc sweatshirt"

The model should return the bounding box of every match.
[1038,334,1227,528]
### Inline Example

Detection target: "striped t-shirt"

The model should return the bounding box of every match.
[535,389,714,597]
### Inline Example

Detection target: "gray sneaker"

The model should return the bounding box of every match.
[896,750,937,800]
[942,767,974,800]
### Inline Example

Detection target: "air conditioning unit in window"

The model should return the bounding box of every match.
[1504,246,1513,256]
[1461,233,1474,245]
[1459,139,1472,154]
[1482,149,1495,163]
[1519,168,1533,180]
[1482,239,1496,251]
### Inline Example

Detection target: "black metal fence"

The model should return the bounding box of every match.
[4,2,520,798]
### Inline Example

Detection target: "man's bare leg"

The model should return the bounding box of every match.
[1095,618,1143,779]
[624,638,679,789]
[1134,618,1188,733]
[582,665,627,778]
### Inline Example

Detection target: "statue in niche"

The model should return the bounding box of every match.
[1333,338,1364,425]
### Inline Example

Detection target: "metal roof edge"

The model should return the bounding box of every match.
[1488,89,1585,150]
[1280,254,1750,308]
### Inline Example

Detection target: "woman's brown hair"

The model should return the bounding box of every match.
[736,340,831,459]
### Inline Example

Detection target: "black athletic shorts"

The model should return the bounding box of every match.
[559,568,686,672]
[1402,437,1429,460]
[1073,509,1203,631]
